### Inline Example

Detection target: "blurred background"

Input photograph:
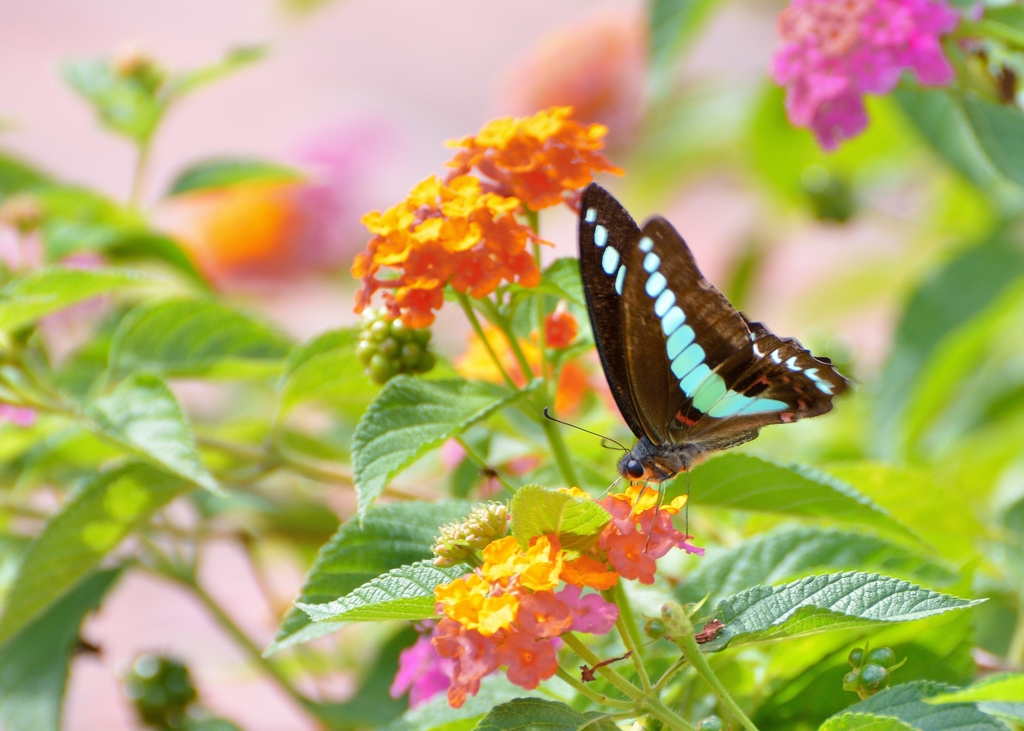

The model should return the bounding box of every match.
[1,0,1012,728]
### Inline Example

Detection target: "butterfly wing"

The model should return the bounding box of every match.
[577,184,647,439]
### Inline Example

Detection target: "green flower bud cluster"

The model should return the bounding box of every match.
[433,502,508,567]
[843,646,901,699]
[123,654,197,729]
[356,308,435,385]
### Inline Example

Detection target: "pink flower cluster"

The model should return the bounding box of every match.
[771,0,960,149]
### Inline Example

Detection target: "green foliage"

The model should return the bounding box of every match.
[0,464,189,647]
[268,500,470,654]
[0,569,120,731]
[672,455,914,539]
[107,299,292,380]
[928,673,1024,704]
[167,157,303,195]
[700,572,982,653]
[509,485,609,554]
[829,681,1006,731]
[351,377,532,513]
[298,561,470,624]
[475,699,618,731]
[648,0,727,95]
[0,267,147,332]
[83,375,219,492]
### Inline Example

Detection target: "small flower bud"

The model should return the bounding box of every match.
[432,502,508,566]
[0,194,43,234]
[697,716,723,731]
[848,646,864,668]
[867,646,896,669]
[112,42,166,92]
[123,655,197,728]
[859,664,889,693]
[357,308,436,384]
[644,618,667,640]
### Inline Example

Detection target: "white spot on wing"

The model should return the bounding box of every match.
[602,245,619,274]
[585,208,597,223]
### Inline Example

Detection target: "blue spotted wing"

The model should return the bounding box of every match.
[579,183,849,452]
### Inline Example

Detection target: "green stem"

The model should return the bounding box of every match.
[456,292,518,390]
[654,657,687,694]
[173,570,311,710]
[1007,606,1024,667]
[555,667,634,710]
[610,583,651,691]
[561,633,644,703]
[642,697,700,731]
[454,436,517,493]
[129,140,152,208]
[663,603,759,731]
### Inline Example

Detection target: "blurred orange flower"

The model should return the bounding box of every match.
[352,175,541,328]
[496,12,647,149]
[445,107,622,211]
[543,306,578,349]
[456,324,590,414]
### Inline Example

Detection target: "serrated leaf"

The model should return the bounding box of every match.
[383,675,543,731]
[0,267,146,331]
[539,258,585,308]
[277,327,378,417]
[676,525,957,608]
[832,681,1007,731]
[108,299,292,380]
[475,699,618,731]
[83,374,218,492]
[0,569,120,731]
[299,560,468,623]
[928,674,1024,704]
[353,377,532,514]
[509,485,609,554]
[820,714,918,731]
[0,464,188,648]
[268,500,470,654]
[669,454,914,540]
[701,572,982,653]
[167,157,302,195]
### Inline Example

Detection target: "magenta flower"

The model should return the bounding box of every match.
[556,585,619,635]
[0,405,36,428]
[389,629,454,708]
[771,0,960,149]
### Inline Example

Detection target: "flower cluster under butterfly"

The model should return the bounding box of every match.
[578,184,850,483]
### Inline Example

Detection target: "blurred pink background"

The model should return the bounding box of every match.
[1,1,903,728]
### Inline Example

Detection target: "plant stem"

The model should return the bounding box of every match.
[561,633,644,703]
[173,570,311,710]
[1008,606,1024,667]
[654,657,687,694]
[642,697,700,731]
[454,436,517,493]
[662,603,759,731]
[456,292,518,390]
[129,140,153,208]
[555,667,633,710]
[610,583,651,691]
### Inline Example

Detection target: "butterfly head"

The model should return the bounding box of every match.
[617,435,708,483]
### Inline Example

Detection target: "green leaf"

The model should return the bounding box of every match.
[0,464,188,648]
[670,454,915,540]
[874,234,1024,457]
[353,377,532,514]
[267,500,470,655]
[509,485,609,554]
[831,681,1007,731]
[963,92,1024,188]
[539,258,585,308]
[928,674,1024,704]
[0,152,49,197]
[820,715,918,731]
[167,157,302,196]
[166,46,267,98]
[676,525,957,608]
[701,572,982,653]
[83,374,219,492]
[277,327,378,418]
[383,675,542,731]
[476,699,618,731]
[298,560,469,623]
[63,59,162,142]
[0,267,146,331]
[893,85,1009,192]
[0,569,120,731]
[108,299,292,380]
[648,0,727,94]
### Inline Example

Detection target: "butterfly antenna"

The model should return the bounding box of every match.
[543,408,628,451]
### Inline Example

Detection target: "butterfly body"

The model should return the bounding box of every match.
[579,184,849,482]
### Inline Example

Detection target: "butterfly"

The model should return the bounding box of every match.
[578,183,850,483]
